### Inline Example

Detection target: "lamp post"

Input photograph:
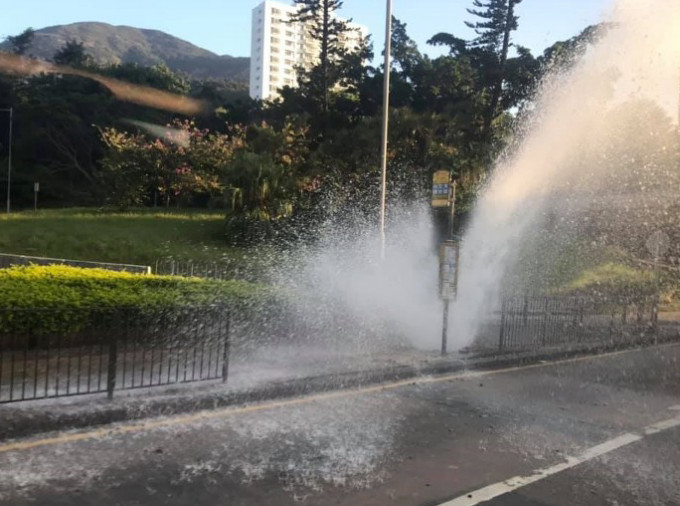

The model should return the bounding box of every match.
[379,0,393,259]
[0,108,13,213]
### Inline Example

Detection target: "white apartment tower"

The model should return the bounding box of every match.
[249,1,368,101]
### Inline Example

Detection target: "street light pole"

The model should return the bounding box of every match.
[379,0,393,259]
[1,108,13,213]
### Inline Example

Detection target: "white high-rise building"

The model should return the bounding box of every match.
[249,1,368,101]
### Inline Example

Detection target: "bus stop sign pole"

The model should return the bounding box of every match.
[433,171,459,355]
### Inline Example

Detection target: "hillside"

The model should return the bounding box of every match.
[0,22,250,83]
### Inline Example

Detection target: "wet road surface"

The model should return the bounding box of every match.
[1,344,679,506]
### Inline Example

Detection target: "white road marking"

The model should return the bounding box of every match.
[643,416,680,436]
[668,405,680,411]
[437,415,680,506]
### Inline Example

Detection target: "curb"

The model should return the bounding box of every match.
[1,339,676,441]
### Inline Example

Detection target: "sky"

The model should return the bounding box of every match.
[1,0,615,59]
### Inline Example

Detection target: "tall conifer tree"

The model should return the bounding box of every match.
[290,0,353,115]
[466,0,523,138]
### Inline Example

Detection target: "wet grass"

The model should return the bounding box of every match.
[0,208,248,267]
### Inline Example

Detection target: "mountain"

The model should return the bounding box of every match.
[0,22,250,83]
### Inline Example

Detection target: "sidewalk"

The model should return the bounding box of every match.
[3,335,677,442]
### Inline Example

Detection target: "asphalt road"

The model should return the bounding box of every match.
[1,344,679,506]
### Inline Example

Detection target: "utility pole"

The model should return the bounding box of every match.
[379,0,392,259]
[1,108,13,213]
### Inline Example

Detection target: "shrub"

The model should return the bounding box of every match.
[556,263,656,297]
[0,265,269,307]
[0,265,276,337]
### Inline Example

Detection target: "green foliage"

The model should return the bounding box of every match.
[539,24,610,71]
[98,119,236,208]
[389,17,423,78]
[558,263,655,296]
[53,39,91,67]
[11,71,114,199]
[0,265,273,335]
[0,4,608,243]
[466,0,523,52]
[289,0,363,117]
[105,63,191,96]
[5,28,35,55]
[0,264,266,308]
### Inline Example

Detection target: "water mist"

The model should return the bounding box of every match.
[451,0,680,348]
[268,0,679,354]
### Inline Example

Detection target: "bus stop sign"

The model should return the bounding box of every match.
[439,240,460,300]
[432,171,451,208]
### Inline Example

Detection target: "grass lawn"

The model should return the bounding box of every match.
[0,208,252,267]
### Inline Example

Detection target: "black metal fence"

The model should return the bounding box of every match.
[0,306,230,403]
[497,294,659,351]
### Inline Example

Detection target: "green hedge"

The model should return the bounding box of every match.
[0,265,269,308]
[0,265,276,337]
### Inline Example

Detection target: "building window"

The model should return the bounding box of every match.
[271,37,279,44]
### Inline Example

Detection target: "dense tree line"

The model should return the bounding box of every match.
[0,1,607,242]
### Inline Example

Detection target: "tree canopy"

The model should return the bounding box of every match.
[0,1,646,245]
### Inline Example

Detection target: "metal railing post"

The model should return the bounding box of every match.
[106,312,118,400]
[499,297,507,351]
[222,310,230,383]
[652,290,659,344]
[540,297,550,347]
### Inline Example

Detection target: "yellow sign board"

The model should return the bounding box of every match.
[431,170,451,208]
